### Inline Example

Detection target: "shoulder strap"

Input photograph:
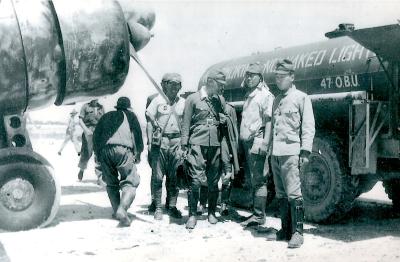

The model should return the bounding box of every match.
[159,103,176,136]
[205,97,220,119]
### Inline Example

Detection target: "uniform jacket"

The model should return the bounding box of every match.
[79,102,104,128]
[271,85,315,156]
[240,82,274,142]
[181,87,225,147]
[146,96,185,135]
[93,110,144,157]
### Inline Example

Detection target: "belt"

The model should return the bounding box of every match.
[162,133,181,139]
[195,118,220,126]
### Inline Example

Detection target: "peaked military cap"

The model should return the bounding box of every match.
[246,62,264,75]
[207,70,226,85]
[162,73,182,83]
[274,59,295,74]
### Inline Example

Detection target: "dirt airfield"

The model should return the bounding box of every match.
[0,137,399,262]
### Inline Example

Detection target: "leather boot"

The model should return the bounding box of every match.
[148,201,156,213]
[77,170,84,181]
[241,195,266,227]
[186,189,199,229]
[288,199,304,248]
[208,191,219,224]
[106,186,120,216]
[267,198,291,241]
[116,186,136,227]
[198,185,208,215]
[220,203,229,216]
[186,216,197,229]
[165,194,170,210]
[220,184,231,216]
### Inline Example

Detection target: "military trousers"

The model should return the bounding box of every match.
[271,155,302,200]
[150,137,182,209]
[98,145,140,189]
[242,140,268,197]
[78,132,101,177]
[185,145,221,215]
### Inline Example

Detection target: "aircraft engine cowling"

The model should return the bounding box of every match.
[0,0,156,232]
[0,0,153,115]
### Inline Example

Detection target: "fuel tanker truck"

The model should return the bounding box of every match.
[199,23,400,223]
[0,0,155,231]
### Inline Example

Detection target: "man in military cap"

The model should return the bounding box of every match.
[181,70,227,229]
[197,77,240,217]
[146,73,185,220]
[93,96,143,227]
[78,99,104,183]
[268,59,315,248]
[240,62,275,227]
[145,93,173,213]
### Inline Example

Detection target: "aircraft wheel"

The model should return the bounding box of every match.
[301,135,358,223]
[383,179,400,212]
[0,148,60,231]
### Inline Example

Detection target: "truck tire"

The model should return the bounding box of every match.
[383,179,400,211]
[0,148,60,231]
[301,136,358,223]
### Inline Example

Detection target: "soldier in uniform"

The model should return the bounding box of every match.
[78,99,104,183]
[197,78,239,217]
[58,109,81,156]
[181,70,227,229]
[240,62,274,227]
[146,73,185,220]
[93,97,143,227]
[146,93,173,213]
[269,59,315,248]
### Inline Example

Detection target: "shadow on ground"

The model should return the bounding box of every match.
[305,199,400,242]
[52,201,152,225]
[233,197,400,242]
[61,183,105,195]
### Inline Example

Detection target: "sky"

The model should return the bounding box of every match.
[29,0,400,124]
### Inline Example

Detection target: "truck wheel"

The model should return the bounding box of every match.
[0,148,60,231]
[301,136,358,223]
[383,179,400,211]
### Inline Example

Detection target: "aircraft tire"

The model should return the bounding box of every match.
[383,179,400,212]
[301,135,358,223]
[0,148,60,231]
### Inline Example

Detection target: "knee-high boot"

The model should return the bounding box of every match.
[116,186,136,227]
[276,198,292,241]
[207,191,219,224]
[106,185,120,216]
[288,199,304,248]
[186,188,199,229]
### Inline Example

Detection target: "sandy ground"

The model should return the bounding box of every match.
[1,137,400,262]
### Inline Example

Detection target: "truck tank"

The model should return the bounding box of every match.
[199,28,400,222]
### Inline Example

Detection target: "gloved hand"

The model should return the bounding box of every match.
[219,113,228,125]
[258,140,270,155]
[299,150,310,169]
[181,144,188,159]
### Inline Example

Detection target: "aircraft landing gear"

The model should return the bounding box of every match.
[0,148,60,231]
